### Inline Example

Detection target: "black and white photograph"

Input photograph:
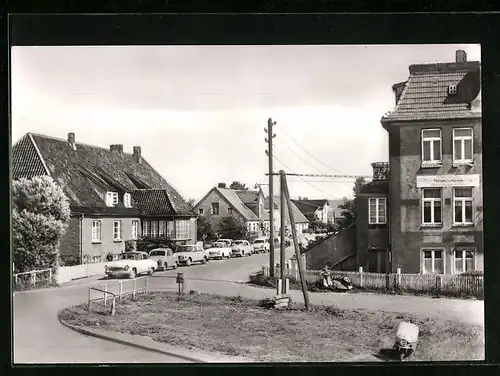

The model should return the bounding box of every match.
[11,42,483,363]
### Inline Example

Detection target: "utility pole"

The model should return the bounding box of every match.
[280,179,286,283]
[265,118,276,277]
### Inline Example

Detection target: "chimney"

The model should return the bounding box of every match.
[67,132,76,150]
[371,162,389,181]
[110,144,124,155]
[133,146,142,164]
[456,50,467,63]
[218,182,226,188]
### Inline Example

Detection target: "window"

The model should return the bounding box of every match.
[423,249,444,274]
[124,193,132,208]
[448,85,457,95]
[143,220,150,237]
[422,188,442,225]
[453,128,473,164]
[159,221,166,237]
[368,198,387,224]
[92,221,101,242]
[212,203,220,215]
[453,187,473,225]
[150,220,158,237]
[454,249,474,274]
[106,191,119,206]
[167,221,175,239]
[175,220,190,239]
[228,207,233,215]
[131,220,139,239]
[199,208,204,215]
[113,220,122,241]
[421,129,442,164]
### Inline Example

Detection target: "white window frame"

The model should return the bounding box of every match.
[124,193,132,208]
[368,197,387,225]
[143,220,150,237]
[199,208,204,215]
[159,221,166,238]
[175,219,190,240]
[422,248,445,274]
[452,128,474,165]
[422,188,442,225]
[92,220,101,243]
[453,249,475,274]
[131,220,139,239]
[113,220,122,241]
[453,187,474,225]
[421,129,442,164]
[106,191,119,207]
[150,220,158,238]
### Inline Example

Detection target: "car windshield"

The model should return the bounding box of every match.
[177,245,195,252]
[213,242,226,248]
[254,240,264,244]
[232,241,245,245]
[149,250,166,256]
[122,253,143,260]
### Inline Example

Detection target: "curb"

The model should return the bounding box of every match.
[58,316,207,363]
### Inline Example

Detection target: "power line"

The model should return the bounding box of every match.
[275,138,326,175]
[276,124,347,175]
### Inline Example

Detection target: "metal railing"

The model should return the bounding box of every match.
[87,276,149,314]
[13,268,53,289]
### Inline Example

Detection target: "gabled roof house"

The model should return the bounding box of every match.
[12,132,197,265]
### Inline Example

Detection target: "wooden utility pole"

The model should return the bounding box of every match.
[265,118,276,277]
[280,169,311,310]
[280,181,286,283]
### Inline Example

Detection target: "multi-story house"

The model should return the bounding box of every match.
[194,184,267,237]
[380,49,483,274]
[12,132,197,265]
[292,199,330,225]
[264,196,310,236]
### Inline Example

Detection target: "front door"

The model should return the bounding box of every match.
[368,249,388,273]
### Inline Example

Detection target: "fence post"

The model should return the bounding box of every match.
[132,279,137,299]
[145,276,149,293]
[87,287,91,311]
[396,268,401,289]
[110,297,116,316]
[119,281,123,301]
[14,275,18,286]
[104,284,108,306]
[49,269,52,284]
[359,267,363,288]
[31,272,35,286]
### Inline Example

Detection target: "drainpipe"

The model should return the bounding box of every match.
[80,213,84,265]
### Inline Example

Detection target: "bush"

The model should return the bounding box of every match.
[136,236,177,253]
[125,239,137,252]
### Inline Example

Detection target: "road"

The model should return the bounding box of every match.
[13,246,484,363]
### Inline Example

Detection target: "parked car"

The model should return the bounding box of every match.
[175,244,208,266]
[231,240,253,257]
[252,238,270,253]
[104,251,157,279]
[208,241,232,260]
[217,239,233,247]
[148,248,178,271]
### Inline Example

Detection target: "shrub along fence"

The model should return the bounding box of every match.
[13,268,54,291]
[261,262,484,299]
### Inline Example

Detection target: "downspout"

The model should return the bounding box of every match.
[80,213,84,264]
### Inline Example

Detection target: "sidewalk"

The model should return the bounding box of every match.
[176,278,484,326]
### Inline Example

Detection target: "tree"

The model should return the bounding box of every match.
[12,176,71,272]
[337,176,366,230]
[197,215,217,242]
[186,198,196,209]
[229,181,248,190]
[218,215,248,240]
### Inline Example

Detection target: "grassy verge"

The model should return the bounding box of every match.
[59,291,484,362]
[248,275,483,300]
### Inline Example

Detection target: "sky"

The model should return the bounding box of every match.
[11,44,481,202]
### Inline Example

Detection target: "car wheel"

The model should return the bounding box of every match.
[129,268,137,279]
[186,258,192,266]
[173,263,178,270]
[148,267,154,276]
[202,257,207,264]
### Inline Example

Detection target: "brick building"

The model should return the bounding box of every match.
[380,49,483,274]
[12,132,197,265]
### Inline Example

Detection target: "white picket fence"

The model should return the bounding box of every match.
[55,262,108,285]
[261,263,484,298]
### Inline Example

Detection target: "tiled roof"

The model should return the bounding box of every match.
[327,199,345,220]
[12,133,195,216]
[265,196,309,224]
[359,181,389,195]
[291,199,323,217]
[132,189,176,217]
[216,188,260,220]
[382,61,481,122]
[12,134,49,179]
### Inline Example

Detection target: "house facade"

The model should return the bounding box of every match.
[292,199,331,225]
[12,132,197,265]
[264,196,310,236]
[380,49,483,274]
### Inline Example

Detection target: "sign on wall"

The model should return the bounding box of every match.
[416,174,480,188]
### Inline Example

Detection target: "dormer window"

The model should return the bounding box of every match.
[448,85,457,95]
[106,191,119,207]
[124,193,132,208]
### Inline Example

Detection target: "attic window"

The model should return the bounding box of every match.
[448,85,458,95]
[124,193,132,208]
[106,191,119,207]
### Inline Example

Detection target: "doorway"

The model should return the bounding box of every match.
[367,248,388,273]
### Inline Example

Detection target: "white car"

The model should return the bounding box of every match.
[252,238,270,253]
[231,240,253,257]
[208,241,232,260]
[104,251,157,279]
[148,248,178,271]
[175,244,208,266]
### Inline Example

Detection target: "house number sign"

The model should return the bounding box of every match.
[416,174,480,188]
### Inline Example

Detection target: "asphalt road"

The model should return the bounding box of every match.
[13,248,292,364]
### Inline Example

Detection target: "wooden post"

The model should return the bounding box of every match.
[281,170,310,310]
[31,272,36,286]
[104,284,108,306]
[280,186,286,291]
[14,275,18,286]
[145,276,149,293]
[396,268,402,289]
[284,278,290,294]
[277,279,282,296]
[119,281,123,301]
[87,287,91,311]
[359,267,364,288]
[133,279,137,299]
[110,297,116,316]
[49,269,52,284]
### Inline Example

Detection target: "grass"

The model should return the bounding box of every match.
[59,291,484,362]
